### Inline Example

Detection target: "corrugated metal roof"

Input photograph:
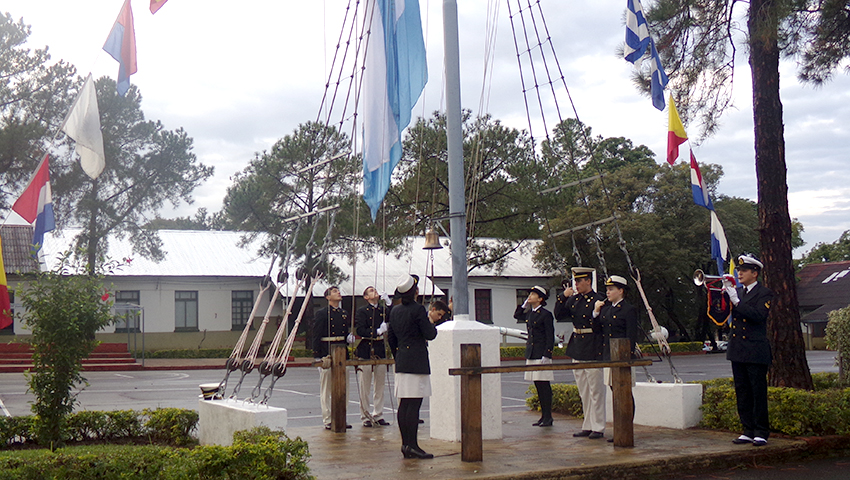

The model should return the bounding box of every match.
[1,225,40,274]
[39,230,549,297]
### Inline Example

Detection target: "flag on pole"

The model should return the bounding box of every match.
[103,0,137,96]
[0,236,11,330]
[12,154,55,251]
[361,0,428,220]
[61,74,106,179]
[689,150,714,210]
[648,38,669,110]
[624,0,651,66]
[667,94,688,165]
[710,210,729,274]
[150,0,169,14]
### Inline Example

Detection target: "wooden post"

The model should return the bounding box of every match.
[331,344,347,433]
[460,344,482,462]
[610,338,635,447]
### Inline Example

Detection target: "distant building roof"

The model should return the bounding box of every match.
[797,261,850,323]
[0,225,40,274]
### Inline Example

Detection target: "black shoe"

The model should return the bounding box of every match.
[588,431,604,439]
[376,419,390,426]
[324,424,331,430]
[402,445,434,459]
[418,419,424,424]
[532,418,545,426]
[732,435,753,445]
[363,421,373,427]
[573,430,592,437]
[537,418,553,427]
[346,424,352,429]
[752,437,767,447]
[607,438,614,443]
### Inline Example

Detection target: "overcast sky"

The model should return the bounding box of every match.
[4,0,849,256]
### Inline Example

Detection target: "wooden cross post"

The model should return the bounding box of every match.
[331,344,347,433]
[610,337,635,447]
[460,343,483,462]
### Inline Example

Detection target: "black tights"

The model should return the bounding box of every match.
[534,381,552,420]
[397,397,423,447]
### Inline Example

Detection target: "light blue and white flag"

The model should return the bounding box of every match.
[648,37,669,110]
[361,0,428,220]
[624,0,650,65]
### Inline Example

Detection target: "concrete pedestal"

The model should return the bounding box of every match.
[430,316,503,441]
[605,381,702,429]
[198,398,288,446]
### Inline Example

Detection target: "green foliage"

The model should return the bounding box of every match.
[799,230,850,268]
[526,383,584,417]
[143,408,199,447]
[698,372,850,436]
[18,254,115,447]
[0,429,313,480]
[0,416,34,447]
[825,305,850,385]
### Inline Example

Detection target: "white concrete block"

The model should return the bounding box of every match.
[605,382,702,429]
[429,316,503,441]
[198,398,288,446]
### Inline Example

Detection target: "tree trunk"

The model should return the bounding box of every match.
[748,0,812,389]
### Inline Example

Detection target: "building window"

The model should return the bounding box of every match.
[114,290,141,333]
[175,291,198,331]
[474,289,492,324]
[232,290,254,331]
[515,289,530,323]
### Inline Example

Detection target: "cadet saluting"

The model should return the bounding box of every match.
[554,267,606,439]
[514,286,555,427]
[723,255,773,447]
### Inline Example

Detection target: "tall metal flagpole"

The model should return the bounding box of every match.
[443,0,469,318]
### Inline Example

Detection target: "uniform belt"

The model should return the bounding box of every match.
[361,336,384,341]
[320,336,347,342]
[573,328,593,334]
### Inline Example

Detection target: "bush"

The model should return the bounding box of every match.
[144,408,199,446]
[526,383,584,417]
[0,429,313,480]
[825,305,850,385]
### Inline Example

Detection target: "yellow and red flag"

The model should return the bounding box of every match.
[150,0,169,14]
[0,236,12,330]
[667,94,688,165]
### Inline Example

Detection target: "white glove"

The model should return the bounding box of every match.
[346,333,356,344]
[521,300,529,309]
[725,285,740,306]
[377,322,389,335]
[722,276,734,290]
[380,291,391,304]
[540,356,553,364]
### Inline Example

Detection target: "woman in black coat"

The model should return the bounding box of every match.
[387,274,438,459]
[513,285,555,427]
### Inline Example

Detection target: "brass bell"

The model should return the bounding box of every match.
[422,227,443,250]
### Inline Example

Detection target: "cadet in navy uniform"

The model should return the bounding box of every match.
[313,286,352,430]
[514,285,555,427]
[723,255,774,447]
[554,267,607,439]
[387,274,438,459]
[354,286,392,427]
[593,275,639,441]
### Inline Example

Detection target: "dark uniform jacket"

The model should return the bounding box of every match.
[312,305,350,359]
[514,305,555,360]
[388,302,437,374]
[598,300,639,361]
[354,303,390,359]
[726,282,773,365]
[554,290,606,360]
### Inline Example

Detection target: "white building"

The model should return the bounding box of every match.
[3,229,556,350]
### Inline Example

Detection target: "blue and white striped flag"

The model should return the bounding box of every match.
[624,0,650,65]
[361,0,428,220]
[710,210,729,274]
[648,37,669,110]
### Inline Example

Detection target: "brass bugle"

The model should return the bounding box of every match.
[693,269,725,287]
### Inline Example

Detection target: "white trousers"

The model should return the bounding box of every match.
[318,366,348,426]
[357,364,387,422]
[573,361,606,433]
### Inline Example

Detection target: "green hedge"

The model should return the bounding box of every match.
[524,372,850,438]
[0,427,311,480]
[0,409,198,448]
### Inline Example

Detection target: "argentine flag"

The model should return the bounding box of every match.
[361,0,428,220]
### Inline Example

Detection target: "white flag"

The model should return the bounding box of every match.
[61,74,105,179]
